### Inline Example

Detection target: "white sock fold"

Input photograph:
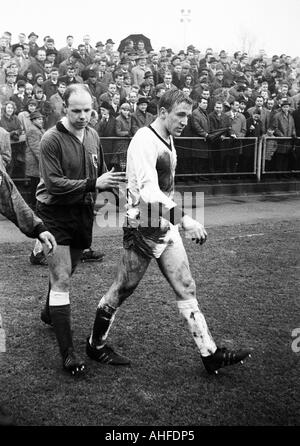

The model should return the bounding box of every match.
[49,291,70,307]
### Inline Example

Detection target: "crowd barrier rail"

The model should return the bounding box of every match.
[7,136,300,184]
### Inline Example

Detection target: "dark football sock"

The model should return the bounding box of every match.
[91,305,116,347]
[49,305,73,359]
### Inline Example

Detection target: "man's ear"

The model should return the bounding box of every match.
[159,107,167,118]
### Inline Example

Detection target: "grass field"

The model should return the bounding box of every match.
[0,219,299,426]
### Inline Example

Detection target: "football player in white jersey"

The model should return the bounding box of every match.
[86,89,251,375]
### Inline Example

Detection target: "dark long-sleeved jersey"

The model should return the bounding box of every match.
[36,121,107,206]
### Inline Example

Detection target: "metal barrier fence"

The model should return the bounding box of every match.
[100,136,259,179]
[262,137,300,175]
[6,136,300,183]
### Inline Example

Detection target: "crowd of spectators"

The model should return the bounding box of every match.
[1,30,300,178]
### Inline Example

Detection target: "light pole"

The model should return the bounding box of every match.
[180,8,191,51]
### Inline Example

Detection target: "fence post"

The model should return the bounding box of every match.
[256,138,263,182]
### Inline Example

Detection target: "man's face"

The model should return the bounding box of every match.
[138,58,146,66]
[99,61,106,72]
[37,50,46,62]
[232,101,240,112]
[6,75,16,85]
[33,117,44,128]
[83,35,90,45]
[44,63,52,73]
[67,68,75,78]
[245,87,252,97]
[23,44,30,55]
[5,103,14,115]
[199,99,208,110]
[202,90,210,100]
[18,86,25,94]
[66,91,92,130]
[28,104,37,113]
[164,73,172,84]
[174,65,182,74]
[67,37,73,46]
[58,84,66,95]
[282,104,289,114]
[253,113,260,121]
[120,108,130,118]
[164,102,192,137]
[151,55,159,64]
[25,85,33,95]
[108,84,116,94]
[281,85,288,94]
[18,34,26,43]
[256,97,264,107]
[50,70,59,81]
[116,75,124,86]
[214,103,223,114]
[137,41,144,50]
[266,100,274,109]
[231,61,238,71]
[79,46,86,56]
[182,87,190,98]
[29,35,37,43]
[138,103,148,112]
[112,94,120,105]
[15,47,23,57]
[47,54,56,63]
[129,92,137,103]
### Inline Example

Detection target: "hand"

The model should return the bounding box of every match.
[96,167,127,191]
[38,231,57,256]
[181,215,207,245]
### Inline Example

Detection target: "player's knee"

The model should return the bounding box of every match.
[181,277,196,298]
[51,272,71,292]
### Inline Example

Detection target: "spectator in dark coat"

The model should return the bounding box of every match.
[131,97,155,135]
[98,101,116,168]
[112,102,133,171]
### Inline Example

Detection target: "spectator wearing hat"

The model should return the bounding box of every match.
[18,99,38,133]
[105,38,115,62]
[94,41,106,57]
[57,36,75,65]
[131,97,154,135]
[33,86,51,125]
[10,79,27,114]
[138,80,154,102]
[237,86,255,110]
[131,54,150,86]
[113,102,133,171]
[11,43,29,75]
[159,46,168,61]
[210,69,225,91]
[27,32,39,58]
[25,110,45,208]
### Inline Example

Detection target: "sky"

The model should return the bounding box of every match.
[1,0,300,58]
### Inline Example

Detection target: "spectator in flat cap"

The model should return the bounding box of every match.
[28,32,39,57]
[24,109,45,208]
[131,96,154,135]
